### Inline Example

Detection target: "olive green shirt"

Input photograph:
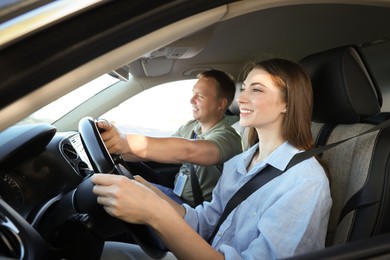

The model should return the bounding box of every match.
[172,118,242,206]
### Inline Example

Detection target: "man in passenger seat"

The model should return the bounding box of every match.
[97,69,242,207]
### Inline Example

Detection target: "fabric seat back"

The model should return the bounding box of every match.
[301,45,390,247]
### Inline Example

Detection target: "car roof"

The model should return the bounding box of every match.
[129,2,390,86]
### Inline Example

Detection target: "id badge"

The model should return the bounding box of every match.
[173,172,188,197]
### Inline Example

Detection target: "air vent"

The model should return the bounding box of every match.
[0,216,23,259]
[77,161,92,177]
[62,143,78,160]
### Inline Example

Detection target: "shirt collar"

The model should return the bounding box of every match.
[238,142,300,176]
[193,117,227,137]
[267,142,300,171]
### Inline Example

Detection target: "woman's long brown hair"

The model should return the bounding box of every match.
[242,58,314,150]
[241,58,330,178]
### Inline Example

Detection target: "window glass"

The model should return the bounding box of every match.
[102,79,197,137]
[19,74,118,124]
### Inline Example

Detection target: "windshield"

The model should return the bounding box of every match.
[18,74,119,124]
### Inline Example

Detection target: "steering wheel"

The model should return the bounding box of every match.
[0,199,48,260]
[74,116,167,259]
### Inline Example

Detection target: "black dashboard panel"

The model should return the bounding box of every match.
[0,123,56,166]
[0,124,93,222]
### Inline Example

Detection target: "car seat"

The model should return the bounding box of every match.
[300,45,390,247]
[229,82,251,151]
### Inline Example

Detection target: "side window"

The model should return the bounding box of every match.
[102,79,197,137]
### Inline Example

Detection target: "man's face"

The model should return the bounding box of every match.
[190,77,222,124]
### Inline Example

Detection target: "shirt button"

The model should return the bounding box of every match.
[217,231,223,237]
[252,212,256,217]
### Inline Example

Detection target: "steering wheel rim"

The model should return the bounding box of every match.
[78,117,115,174]
[0,199,48,260]
[77,116,167,259]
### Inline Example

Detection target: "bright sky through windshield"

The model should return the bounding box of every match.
[20,74,119,124]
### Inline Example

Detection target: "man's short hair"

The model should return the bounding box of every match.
[198,70,236,108]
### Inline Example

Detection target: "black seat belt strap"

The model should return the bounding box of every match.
[286,119,390,170]
[190,131,205,206]
[208,118,390,244]
[190,163,223,207]
[190,164,204,207]
[208,165,282,243]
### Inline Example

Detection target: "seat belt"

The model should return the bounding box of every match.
[190,163,223,207]
[208,118,390,244]
[189,131,205,207]
[189,164,204,207]
[208,165,283,243]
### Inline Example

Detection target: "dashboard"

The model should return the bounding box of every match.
[0,123,93,223]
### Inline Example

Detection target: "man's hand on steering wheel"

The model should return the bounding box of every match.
[96,119,130,155]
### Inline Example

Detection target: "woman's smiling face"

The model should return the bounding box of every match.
[237,68,287,131]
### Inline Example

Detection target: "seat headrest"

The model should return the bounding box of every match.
[227,82,242,116]
[300,45,382,124]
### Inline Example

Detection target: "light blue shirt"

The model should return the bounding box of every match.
[184,142,332,259]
